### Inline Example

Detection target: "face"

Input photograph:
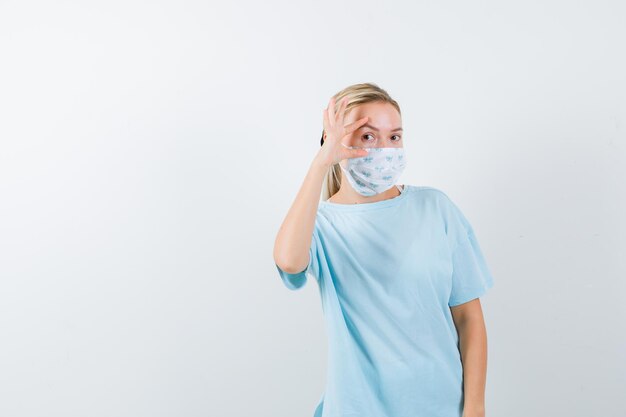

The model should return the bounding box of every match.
[342,101,403,150]
[334,101,405,200]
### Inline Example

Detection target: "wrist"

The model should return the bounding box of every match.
[463,402,485,417]
[311,154,332,171]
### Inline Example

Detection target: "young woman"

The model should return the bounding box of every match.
[273,82,495,417]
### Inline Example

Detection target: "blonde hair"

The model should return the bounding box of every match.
[320,82,402,201]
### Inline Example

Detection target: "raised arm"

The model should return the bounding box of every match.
[273,158,329,274]
[273,96,369,274]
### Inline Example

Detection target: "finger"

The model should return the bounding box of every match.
[327,97,336,127]
[336,97,348,126]
[344,116,369,134]
[323,108,329,132]
[343,148,370,160]
[340,143,369,157]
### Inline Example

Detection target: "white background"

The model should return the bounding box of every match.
[1,1,624,416]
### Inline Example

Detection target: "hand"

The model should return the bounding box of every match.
[315,96,370,167]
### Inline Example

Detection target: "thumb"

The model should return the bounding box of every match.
[350,148,369,158]
[340,143,369,159]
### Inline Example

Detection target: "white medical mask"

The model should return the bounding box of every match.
[339,145,407,196]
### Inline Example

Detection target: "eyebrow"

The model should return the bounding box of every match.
[358,123,403,132]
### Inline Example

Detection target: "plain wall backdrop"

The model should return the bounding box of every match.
[1,1,624,416]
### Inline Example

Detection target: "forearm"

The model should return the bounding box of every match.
[457,317,488,415]
[273,155,329,273]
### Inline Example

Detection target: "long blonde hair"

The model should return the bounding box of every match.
[320,82,402,201]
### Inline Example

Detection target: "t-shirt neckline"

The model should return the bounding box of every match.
[320,184,411,211]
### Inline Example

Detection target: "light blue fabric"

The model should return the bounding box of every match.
[275,185,495,417]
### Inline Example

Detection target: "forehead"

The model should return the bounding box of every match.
[346,101,401,128]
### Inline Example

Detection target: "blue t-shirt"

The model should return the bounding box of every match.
[275,184,495,417]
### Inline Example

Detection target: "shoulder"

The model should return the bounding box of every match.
[405,184,456,206]
[405,184,467,224]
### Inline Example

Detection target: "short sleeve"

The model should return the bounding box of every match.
[275,225,321,291]
[442,194,495,307]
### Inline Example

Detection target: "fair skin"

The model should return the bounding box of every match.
[326,100,405,204]
[452,298,490,417]
[273,96,489,417]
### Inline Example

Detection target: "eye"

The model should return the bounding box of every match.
[362,133,375,141]
[391,135,402,141]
